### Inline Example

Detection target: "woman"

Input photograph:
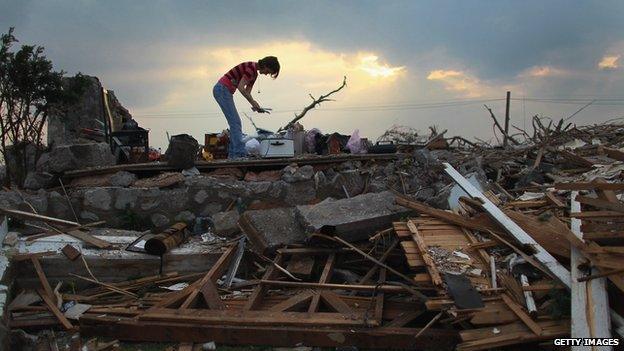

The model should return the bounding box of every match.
[213,56,280,159]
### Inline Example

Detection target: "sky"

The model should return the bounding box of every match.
[2,0,624,149]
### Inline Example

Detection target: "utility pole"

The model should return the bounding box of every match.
[503,91,511,147]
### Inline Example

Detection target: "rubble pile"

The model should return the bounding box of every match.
[0,119,623,350]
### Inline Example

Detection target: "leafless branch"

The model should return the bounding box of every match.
[277,76,347,132]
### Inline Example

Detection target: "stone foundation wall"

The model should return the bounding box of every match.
[0,170,374,229]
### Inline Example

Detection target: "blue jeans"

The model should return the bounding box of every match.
[213,82,246,158]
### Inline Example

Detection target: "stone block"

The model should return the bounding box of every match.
[23,172,57,190]
[296,191,411,242]
[47,143,115,173]
[110,171,137,187]
[212,210,240,238]
[83,188,112,211]
[151,213,170,228]
[239,207,306,254]
[281,164,314,183]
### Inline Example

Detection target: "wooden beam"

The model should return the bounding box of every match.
[501,294,542,336]
[570,191,612,344]
[200,280,225,310]
[260,280,408,293]
[321,291,356,316]
[0,208,80,226]
[571,211,624,218]
[268,290,315,312]
[309,253,335,313]
[555,182,624,191]
[407,220,443,287]
[140,309,369,328]
[61,244,82,261]
[575,195,624,212]
[374,268,387,325]
[31,257,55,303]
[79,314,459,349]
[180,245,237,309]
[385,310,424,328]
[244,253,284,311]
[66,230,113,249]
[37,289,73,330]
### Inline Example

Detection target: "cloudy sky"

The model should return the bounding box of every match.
[2,0,624,149]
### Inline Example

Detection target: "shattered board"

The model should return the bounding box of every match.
[443,273,484,309]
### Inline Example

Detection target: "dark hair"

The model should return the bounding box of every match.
[258,56,280,78]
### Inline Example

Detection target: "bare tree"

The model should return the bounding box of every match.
[277,76,347,132]
[0,27,86,186]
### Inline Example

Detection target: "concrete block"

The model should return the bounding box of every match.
[239,207,306,254]
[212,210,240,238]
[296,191,411,242]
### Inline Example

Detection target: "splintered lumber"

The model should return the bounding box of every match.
[0,208,80,227]
[309,253,335,313]
[320,291,357,316]
[269,290,315,312]
[577,268,624,282]
[500,294,542,336]
[555,182,624,191]
[154,246,237,309]
[180,244,237,309]
[66,230,113,249]
[558,150,595,168]
[79,314,459,349]
[358,238,398,284]
[443,163,571,288]
[325,235,425,295]
[259,280,409,293]
[37,289,73,330]
[31,257,55,302]
[503,210,571,259]
[62,244,82,261]
[571,210,624,218]
[395,197,501,234]
[285,255,315,279]
[139,309,369,328]
[570,191,613,342]
[245,253,284,311]
[406,220,443,288]
[575,195,624,212]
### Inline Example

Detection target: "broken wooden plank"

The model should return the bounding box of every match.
[575,195,624,212]
[500,294,542,336]
[66,230,113,249]
[180,244,237,309]
[570,191,613,343]
[268,290,315,312]
[321,291,356,316]
[62,244,82,261]
[244,253,284,311]
[406,220,444,288]
[0,208,80,226]
[31,257,55,303]
[308,253,335,313]
[37,288,73,330]
[555,182,624,191]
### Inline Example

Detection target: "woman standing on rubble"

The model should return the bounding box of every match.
[213,56,280,159]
